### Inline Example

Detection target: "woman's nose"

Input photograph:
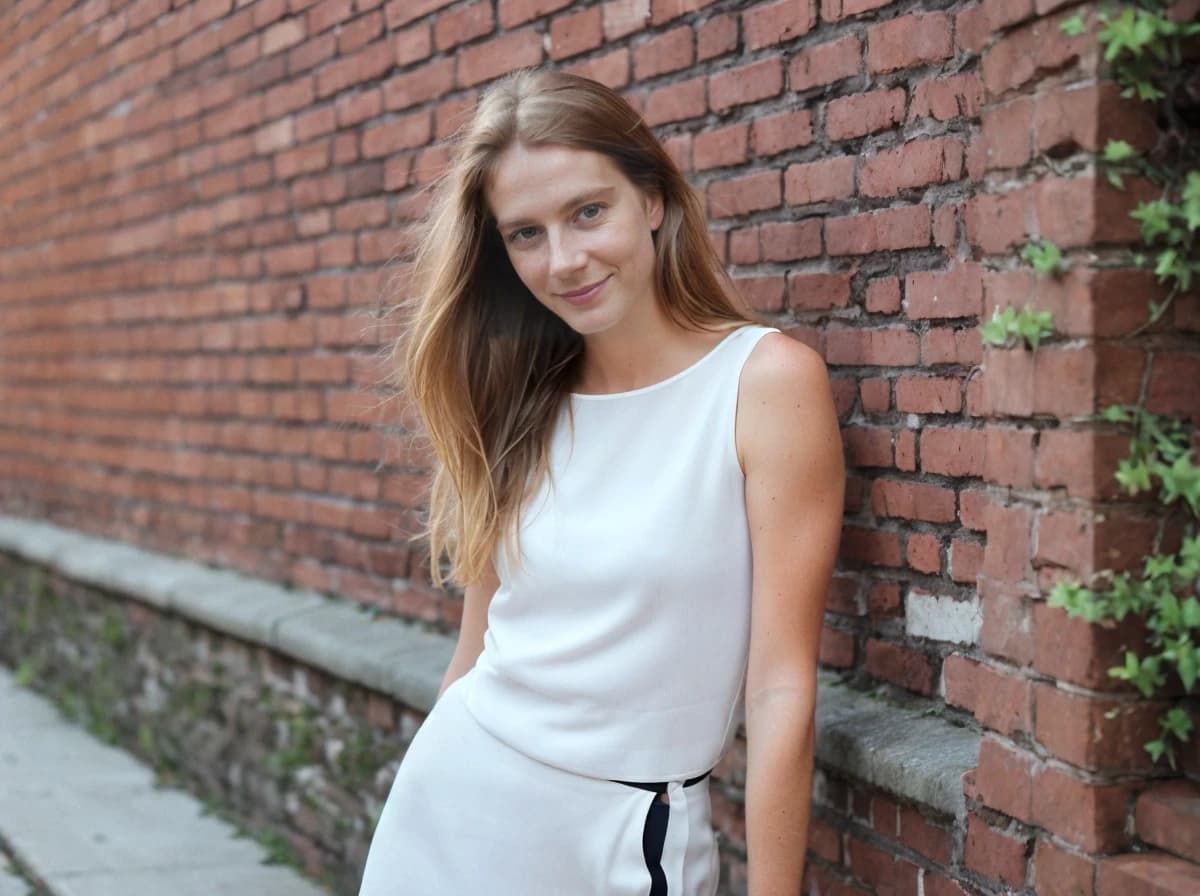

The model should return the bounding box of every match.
[548,231,586,278]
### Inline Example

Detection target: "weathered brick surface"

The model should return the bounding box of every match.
[1135,781,1200,865]
[1098,852,1200,896]
[1033,838,1098,896]
[3,0,1196,893]
[965,813,1029,887]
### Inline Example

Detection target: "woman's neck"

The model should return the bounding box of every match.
[573,305,738,395]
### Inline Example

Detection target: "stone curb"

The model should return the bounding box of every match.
[0,513,978,817]
[814,676,979,816]
[0,514,453,714]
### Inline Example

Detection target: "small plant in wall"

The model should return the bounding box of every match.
[1048,0,1200,767]
[983,240,1062,350]
[981,303,1056,350]
[1021,239,1065,276]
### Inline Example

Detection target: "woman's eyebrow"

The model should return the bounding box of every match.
[495,186,616,231]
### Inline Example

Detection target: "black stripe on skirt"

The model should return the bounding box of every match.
[610,770,712,895]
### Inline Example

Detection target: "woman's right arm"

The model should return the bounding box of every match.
[436,561,500,701]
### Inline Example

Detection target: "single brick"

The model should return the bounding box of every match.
[693,123,748,171]
[549,6,602,60]
[697,13,737,60]
[866,13,953,74]
[751,109,814,157]
[784,156,855,205]
[708,170,781,217]
[825,88,905,141]
[642,75,706,126]
[789,33,861,91]
[633,24,694,79]
[760,220,822,262]
[743,0,816,49]
[788,271,852,311]
[859,137,965,198]
[709,56,783,112]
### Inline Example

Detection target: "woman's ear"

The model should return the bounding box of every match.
[644,190,664,233]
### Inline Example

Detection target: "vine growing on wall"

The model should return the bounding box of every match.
[1046,0,1200,767]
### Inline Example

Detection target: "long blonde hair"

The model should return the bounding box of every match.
[392,68,757,588]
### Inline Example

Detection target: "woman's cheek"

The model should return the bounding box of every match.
[512,252,547,296]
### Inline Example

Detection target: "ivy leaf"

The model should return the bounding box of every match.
[1133,199,1174,241]
[1179,534,1200,573]
[1099,8,1136,61]
[1182,170,1200,231]
[1116,457,1153,494]
[1110,573,1148,617]
[1104,140,1137,163]
[1018,310,1047,349]
[1159,594,1184,635]
[1163,707,1195,740]
[982,306,1016,347]
[1102,404,1132,423]
[1182,598,1200,630]
[1154,248,1179,282]
[1158,453,1200,515]
[1115,649,1142,680]
[1166,639,1197,690]
[1060,12,1087,36]
[1049,581,1085,612]
[1146,737,1167,763]
[1135,81,1166,102]
[1146,553,1178,581]
[1022,241,1064,276]
[1112,650,1163,697]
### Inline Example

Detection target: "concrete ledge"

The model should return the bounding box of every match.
[814,676,978,817]
[0,514,455,715]
[0,513,979,817]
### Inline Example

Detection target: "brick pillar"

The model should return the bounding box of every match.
[942,0,1200,893]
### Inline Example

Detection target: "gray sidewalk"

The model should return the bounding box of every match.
[0,667,329,896]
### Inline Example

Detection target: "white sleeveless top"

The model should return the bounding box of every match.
[463,324,780,781]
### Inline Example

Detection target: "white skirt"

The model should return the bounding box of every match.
[357,668,720,895]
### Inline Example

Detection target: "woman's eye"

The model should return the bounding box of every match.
[577,203,604,221]
[509,226,539,244]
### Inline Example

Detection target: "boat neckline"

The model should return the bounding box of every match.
[568,325,758,401]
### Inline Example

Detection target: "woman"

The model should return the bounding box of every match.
[360,69,844,896]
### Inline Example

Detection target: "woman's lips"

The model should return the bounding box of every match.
[556,276,610,306]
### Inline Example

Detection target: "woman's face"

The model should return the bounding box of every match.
[485,142,664,338]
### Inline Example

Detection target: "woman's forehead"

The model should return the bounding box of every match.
[486,143,630,223]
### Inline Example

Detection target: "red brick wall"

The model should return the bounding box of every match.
[3,0,1199,892]
[0,0,1001,647]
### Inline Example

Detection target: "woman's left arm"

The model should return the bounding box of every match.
[737,334,845,896]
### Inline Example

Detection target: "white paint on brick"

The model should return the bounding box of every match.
[905,589,982,645]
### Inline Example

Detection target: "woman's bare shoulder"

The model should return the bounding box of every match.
[735,331,837,474]
[740,331,830,406]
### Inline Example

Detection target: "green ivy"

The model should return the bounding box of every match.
[1021,240,1065,276]
[1049,406,1199,765]
[982,304,1056,349]
[1048,0,1199,767]
[1063,2,1200,331]
[985,240,1061,349]
[1104,405,1200,515]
